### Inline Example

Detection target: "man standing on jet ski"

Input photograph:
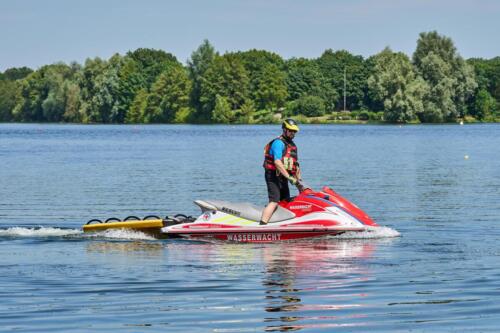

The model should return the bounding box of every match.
[260,118,302,225]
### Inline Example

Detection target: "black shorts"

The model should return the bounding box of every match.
[265,170,290,203]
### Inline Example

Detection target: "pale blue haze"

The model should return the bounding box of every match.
[0,0,499,71]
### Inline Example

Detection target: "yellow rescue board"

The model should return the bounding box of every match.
[83,219,164,232]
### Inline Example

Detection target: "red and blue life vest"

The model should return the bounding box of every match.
[263,136,299,176]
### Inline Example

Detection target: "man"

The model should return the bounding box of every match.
[260,118,302,225]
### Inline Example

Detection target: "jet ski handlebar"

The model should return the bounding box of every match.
[297,180,311,193]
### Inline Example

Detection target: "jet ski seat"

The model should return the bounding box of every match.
[194,200,296,223]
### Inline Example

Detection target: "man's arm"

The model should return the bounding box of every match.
[274,159,291,179]
[274,158,301,181]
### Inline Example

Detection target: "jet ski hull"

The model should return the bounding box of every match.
[166,227,364,243]
[162,206,369,243]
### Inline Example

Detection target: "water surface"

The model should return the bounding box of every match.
[1,124,499,332]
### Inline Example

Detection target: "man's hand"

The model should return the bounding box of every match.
[296,180,305,192]
[287,176,298,185]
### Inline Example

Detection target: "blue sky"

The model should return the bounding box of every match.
[0,0,498,71]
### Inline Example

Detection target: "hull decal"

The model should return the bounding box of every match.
[226,233,281,242]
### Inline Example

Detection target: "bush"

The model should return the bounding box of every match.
[289,95,326,117]
[291,114,310,124]
[254,113,276,124]
[253,109,279,124]
[358,110,370,121]
[371,111,384,121]
[338,111,352,120]
[282,101,296,118]
[235,100,255,123]
[463,115,478,123]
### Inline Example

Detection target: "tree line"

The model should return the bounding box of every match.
[0,31,499,124]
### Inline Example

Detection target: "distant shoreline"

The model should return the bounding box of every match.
[2,119,498,126]
[2,34,498,126]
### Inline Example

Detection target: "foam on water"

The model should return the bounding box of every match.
[0,226,82,237]
[83,228,156,241]
[334,226,400,239]
[0,226,155,241]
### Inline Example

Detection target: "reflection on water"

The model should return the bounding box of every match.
[158,239,386,331]
[86,241,164,255]
[261,241,376,331]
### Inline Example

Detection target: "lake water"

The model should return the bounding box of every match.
[1,123,499,332]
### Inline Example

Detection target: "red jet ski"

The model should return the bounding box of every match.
[162,186,379,243]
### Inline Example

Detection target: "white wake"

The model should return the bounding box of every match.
[0,226,155,241]
[334,226,400,239]
[82,228,156,241]
[0,226,82,237]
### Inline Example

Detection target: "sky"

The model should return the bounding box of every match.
[0,0,499,71]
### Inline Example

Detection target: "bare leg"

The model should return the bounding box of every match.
[260,202,278,224]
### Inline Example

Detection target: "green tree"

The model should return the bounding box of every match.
[200,54,250,120]
[237,99,255,123]
[233,49,285,107]
[126,48,179,87]
[413,31,477,122]
[468,57,500,111]
[253,63,288,111]
[0,80,18,121]
[112,56,146,123]
[317,49,369,110]
[62,81,82,122]
[285,58,337,110]
[235,49,285,74]
[12,63,78,122]
[125,88,148,123]
[473,89,497,120]
[212,94,232,123]
[367,48,427,123]
[12,70,47,121]
[42,63,79,121]
[78,57,109,123]
[187,40,217,120]
[91,59,120,123]
[80,54,137,123]
[2,67,33,81]
[364,56,385,112]
[142,64,192,123]
[42,85,66,122]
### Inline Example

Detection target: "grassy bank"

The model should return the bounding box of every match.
[250,110,500,125]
